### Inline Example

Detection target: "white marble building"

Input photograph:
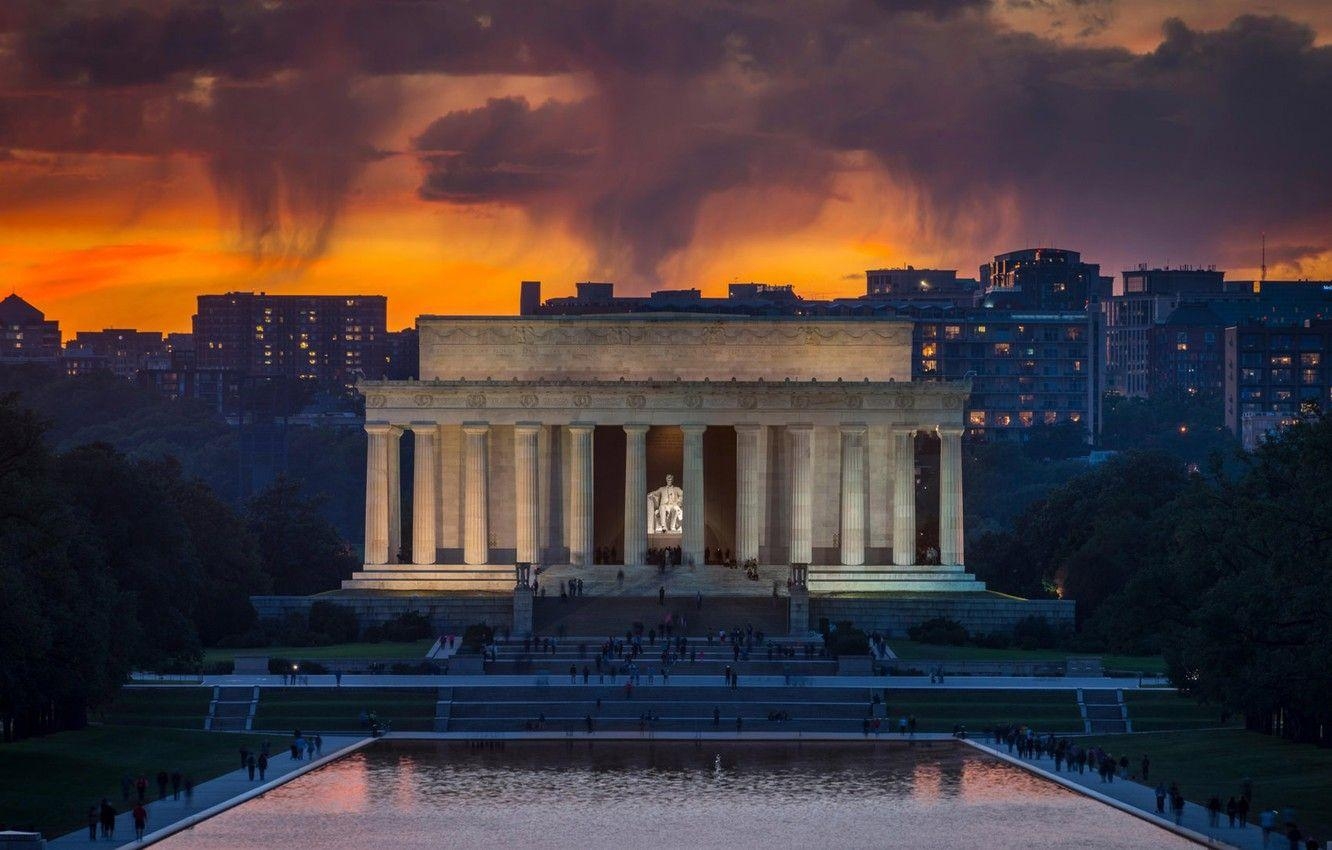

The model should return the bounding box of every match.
[346,315,982,595]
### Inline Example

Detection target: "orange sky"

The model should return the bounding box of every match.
[3,2,1331,335]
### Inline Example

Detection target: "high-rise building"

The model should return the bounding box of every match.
[1225,320,1332,443]
[980,248,1110,312]
[193,292,388,390]
[0,293,61,362]
[68,328,165,379]
[865,268,979,308]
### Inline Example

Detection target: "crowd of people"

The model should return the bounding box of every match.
[991,724,1322,848]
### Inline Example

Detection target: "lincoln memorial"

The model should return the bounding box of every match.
[344,314,986,598]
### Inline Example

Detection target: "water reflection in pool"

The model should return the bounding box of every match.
[158,741,1195,849]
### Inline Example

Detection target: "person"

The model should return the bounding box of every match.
[134,773,147,802]
[570,664,577,684]
[1207,794,1222,828]
[335,671,342,687]
[258,752,269,781]
[156,769,169,800]
[246,753,257,780]
[1238,795,1250,828]
[87,804,99,841]
[1170,785,1185,825]
[1155,782,1167,815]
[659,585,666,606]
[1227,797,1238,828]
[585,714,594,733]
[713,707,720,728]
[171,770,182,800]
[184,775,195,804]
[1261,809,1278,847]
[99,798,116,840]
[736,715,743,733]
[1141,755,1150,783]
[132,802,148,841]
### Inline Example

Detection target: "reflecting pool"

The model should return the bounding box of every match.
[158,741,1195,849]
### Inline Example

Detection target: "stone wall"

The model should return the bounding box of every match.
[810,595,1074,638]
[251,594,513,632]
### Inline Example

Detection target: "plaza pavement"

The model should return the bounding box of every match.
[46,734,367,850]
[200,672,1168,690]
[966,739,1271,850]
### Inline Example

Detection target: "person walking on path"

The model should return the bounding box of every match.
[135,774,147,803]
[1262,810,1277,847]
[1154,782,1167,815]
[1207,795,1222,828]
[132,802,148,841]
[87,805,98,841]
[1170,785,1186,825]
[246,753,257,780]
[156,770,169,800]
[1141,756,1150,783]
[171,770,182,800]
[99,799,116,840]
[258,752,269,781]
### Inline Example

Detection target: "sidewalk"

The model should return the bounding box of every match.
[198,672,1170,691]
[47,734,366,849]
[966,739,1267,850]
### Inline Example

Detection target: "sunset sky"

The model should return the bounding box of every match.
[2,0,1331,333]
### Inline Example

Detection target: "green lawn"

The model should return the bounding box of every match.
[1077,729,1332,836]
[882,689,1084,733]
[1126,690,1237,732]
[885,640,1166,673]
[91,686,213,729]
[0,725,277,839]
[203,639,436,664]
[251,687,438,733]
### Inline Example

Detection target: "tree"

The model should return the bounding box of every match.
[1145,419,1332,743]
[0,395,126,739]
[247,477,359,595]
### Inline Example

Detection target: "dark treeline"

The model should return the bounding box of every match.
[0,393,356,741]
[968,408,1331,745]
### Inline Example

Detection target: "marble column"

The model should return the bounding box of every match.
[623,424,649,566]
[788,423,814,564]
[892,428,917,566]
[386,427,402,563]
[363,422,399,565]
[682,424,706,566]
[462,422,490,565]
[938,425,965,566]
[514,422,541,565]
[568,423,595,566]
[409,422,438,565]
[734,423,762,563]
[839,423,867,567]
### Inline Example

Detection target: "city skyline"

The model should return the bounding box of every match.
[2,1,1331,334]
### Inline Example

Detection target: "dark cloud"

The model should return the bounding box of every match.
[5,1,1332,279]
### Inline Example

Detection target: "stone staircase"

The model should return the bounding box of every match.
[438,684,879,734]
[486,633,834,677]
[807,563,986,593]
[342,564,512,592]
[1079,688,1130,734]
[532,595,791,638]
[206,686,258,731]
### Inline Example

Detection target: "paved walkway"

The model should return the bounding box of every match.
[47,734,366,849]
[965,739,1274,850]
[199,672,1169,690]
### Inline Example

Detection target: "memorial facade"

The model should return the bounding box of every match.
[345,314,983,595]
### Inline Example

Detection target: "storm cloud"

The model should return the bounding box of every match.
[4,0,1332,278]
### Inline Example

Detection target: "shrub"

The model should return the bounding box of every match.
[1012,615,1059,650]
[308,601,359,643]
[461,623,494,651]
[908,617,970,646]
[361,624,385,643]
[383,610,432,642]
[823,620,870,656]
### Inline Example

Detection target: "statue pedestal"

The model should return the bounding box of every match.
[512,587,533,638]
[647,532,682,550]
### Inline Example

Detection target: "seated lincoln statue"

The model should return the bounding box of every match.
[647,474,684,534]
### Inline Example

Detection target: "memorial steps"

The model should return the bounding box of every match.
[532,596,791,638]
[485,633,833,676]
[342,562,985,595]
[437,684,881,734]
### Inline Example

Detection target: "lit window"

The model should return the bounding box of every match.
[921,342,937,358]
[968,411,986,426]
[1019,412,1034,426]
[944,325,962,340]
[1044,411,1058,424]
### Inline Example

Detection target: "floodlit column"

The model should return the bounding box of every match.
[363,422,398,565]
[623,424,649,565]
[568,423,595,566]
[839,424,867,567]
[788,424,814,564]
[409,422,438,565]
[386,427,402,563]
[893,428,917,566]
[514,422,541,565]
[682,424,706,566]
[734,423,762,563]
[938,425,966,566]
[462,422,490,565]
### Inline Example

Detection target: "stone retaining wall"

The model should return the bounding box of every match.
[811,595,1074,637]
[251,594,513,631]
